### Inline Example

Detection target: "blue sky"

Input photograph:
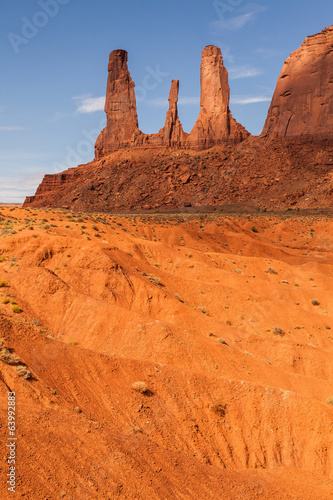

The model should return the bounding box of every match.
[0,0,332,202]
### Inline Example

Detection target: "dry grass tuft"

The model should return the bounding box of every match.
[0,348,20,365]
[209,403,226,417]
[16,365,32,379]
[273,326,285,336]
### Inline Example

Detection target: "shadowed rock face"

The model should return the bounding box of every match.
[187,46,249,148]
[262,26,333,139]
[94,45,249,158]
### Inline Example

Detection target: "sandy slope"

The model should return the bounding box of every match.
[1,207,333,499]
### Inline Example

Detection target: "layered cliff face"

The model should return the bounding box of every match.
[262,26,333,139]
[95,45,248,158]
[187,46,249,148]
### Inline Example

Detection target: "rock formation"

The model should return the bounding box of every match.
[163,80,186,147]
[262,26,333,139]
[95,45,248,158]
[187,46,249,148]
[24,26,333,212]
[95,50,142,158]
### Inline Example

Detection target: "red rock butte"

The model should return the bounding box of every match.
[95,45,249,158]
[262,26,333,139]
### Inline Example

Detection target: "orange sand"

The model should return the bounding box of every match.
[0,207,333,499]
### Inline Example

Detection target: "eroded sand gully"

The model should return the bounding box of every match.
[1,207,333,499]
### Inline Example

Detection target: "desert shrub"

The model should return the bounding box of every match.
[311,298,320,306]
[147,274,161,286]
[0,348,20,365]
[2,297,9,304]
[326,396,333,406]
[131,381,149,394]
[251,226,258,233]
[273,326,285,336]
[16,366,32,379]
[0,280,9,288]
[266,267,277,275]
[209,403,226,417]
[0,228,17,236]
[11,305,22,314]
[198,306,210,316]
[68,339,78,346]
[217,338,228,345]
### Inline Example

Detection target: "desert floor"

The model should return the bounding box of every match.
[1,207,333,499]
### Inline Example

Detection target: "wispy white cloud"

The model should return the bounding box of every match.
[73,95,105,114]
[212,3,268,31]
[0,126,26,131]
[229,66,262,80]
[0,173,44,203]
[231,96,271,105]
[221,46,234,64]
[52,111,69,122]
[146,98,168,107]
[179,97,200,105]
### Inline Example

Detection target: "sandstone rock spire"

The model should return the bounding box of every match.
[95,49,142,158]
[95,46,249,158]
[187,45,249,148]
[262,26,333,139]
[163,80,186,146]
